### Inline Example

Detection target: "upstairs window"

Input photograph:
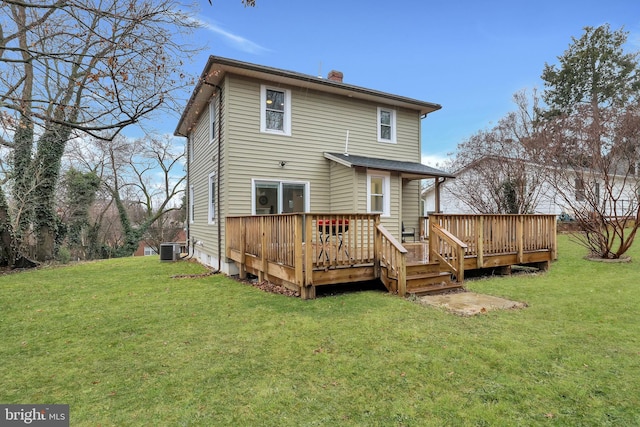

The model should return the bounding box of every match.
[377,107,396,143]
[261,85,291,135]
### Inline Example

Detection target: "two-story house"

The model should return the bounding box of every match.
[174,56,454,275]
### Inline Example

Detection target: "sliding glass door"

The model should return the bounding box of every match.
[253,180,308,214]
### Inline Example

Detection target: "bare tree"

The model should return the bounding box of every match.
[65,133,185,257]
[0,0,198,265]
[540,24,640,259]
[542,103,640,258]
[446,90,549,214]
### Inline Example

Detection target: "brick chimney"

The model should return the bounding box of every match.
[327,70,343,83]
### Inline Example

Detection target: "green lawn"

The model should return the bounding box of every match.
[1,235,639,426]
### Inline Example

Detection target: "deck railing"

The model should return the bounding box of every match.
[429,214,557,267]
[307,214,378,269]
[227,213,379,279]
[226,213,557,298]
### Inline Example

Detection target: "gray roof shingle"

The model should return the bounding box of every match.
[324,152,454,179]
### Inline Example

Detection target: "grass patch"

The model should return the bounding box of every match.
[1,237,640,426]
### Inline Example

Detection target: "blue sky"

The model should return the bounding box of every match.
[185,0,640,166]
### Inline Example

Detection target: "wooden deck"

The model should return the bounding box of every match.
[226,213,557,299]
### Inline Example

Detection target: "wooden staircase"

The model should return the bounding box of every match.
[405,260,463,296]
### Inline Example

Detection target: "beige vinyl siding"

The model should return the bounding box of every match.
[223,75,424,217]
[401,179,421,231]
[329,162,357,212]
[225,75,332,214]
[188,85,227,262]
[189,105,213,253]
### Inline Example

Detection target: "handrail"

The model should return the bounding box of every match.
[377,224,408,296]
[429,221,467,282]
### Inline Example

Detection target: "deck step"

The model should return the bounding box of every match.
[406,271,454,290]
[406,262,441,276]
[407,281,464,296]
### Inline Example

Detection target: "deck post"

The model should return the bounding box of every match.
[239,217,247,279]
[552,217,558,260]
[259,216,267,283]
[294,215,304,288]
[428,219,436,261]
[300,283,316,299]
[398,254,407,297]
[477,216,484,269]
[456,243,465,283]
[374,216,381,279]
[517,216,524,263]
[303,214,313,285]
[301,214,315,299]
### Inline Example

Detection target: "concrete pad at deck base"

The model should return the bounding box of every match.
[419,292,527,316]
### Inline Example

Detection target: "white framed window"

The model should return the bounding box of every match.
[208,172,216,224]
[209,98,218,144]
[367,171,390,217]
[252,179,309,215]
[189,185,194,223]
[377,107,397,143]
[260,85,291,135]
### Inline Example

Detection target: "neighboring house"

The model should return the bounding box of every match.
[422,173,563,215]
[134,228,186,257]
[422,155,639,217]
[174,56,453,274]
[134,245,158,257]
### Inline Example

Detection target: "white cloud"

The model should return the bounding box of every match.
[194,16,269,54]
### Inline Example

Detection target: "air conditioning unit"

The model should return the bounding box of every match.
[160,243,180,261]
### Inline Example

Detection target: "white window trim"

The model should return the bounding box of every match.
[208,172,216,224]
[209,99,218,144]
[377,107,397,144]
[260,85,292,136]
[251,178,310,215]
[189,185,194,224]
[367,171,391,217]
